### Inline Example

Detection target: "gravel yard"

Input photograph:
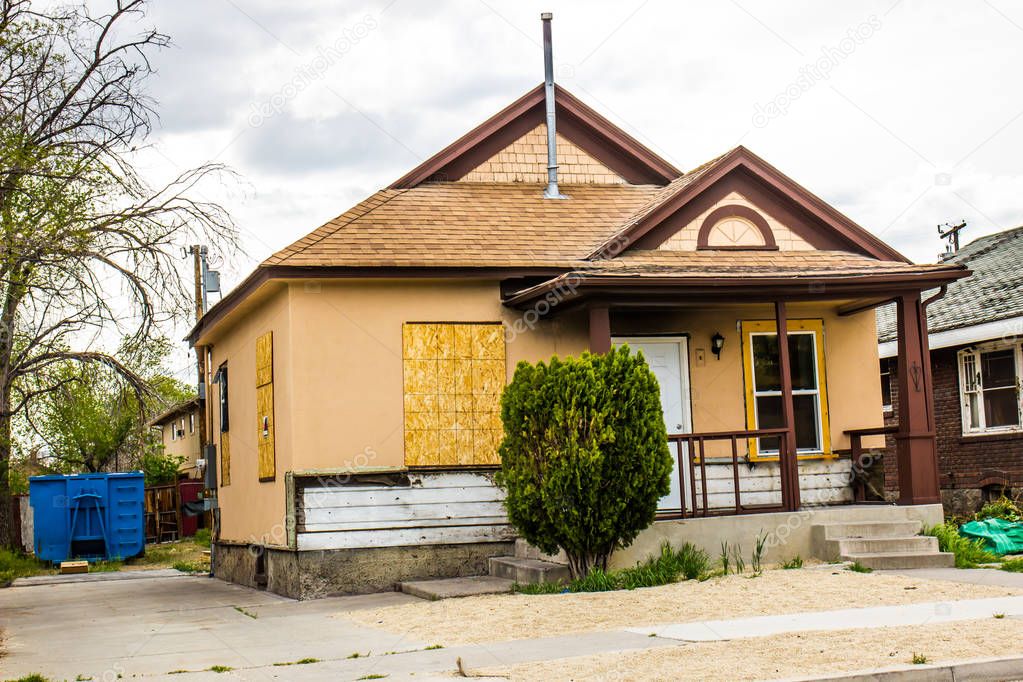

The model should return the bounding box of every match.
[481,619,1023,681]
[342,568,1023,646]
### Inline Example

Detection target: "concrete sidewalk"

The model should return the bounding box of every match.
[3,571,1023,681]
[627,596,1023,641]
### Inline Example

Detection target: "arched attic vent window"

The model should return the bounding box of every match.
[697,205,779,251]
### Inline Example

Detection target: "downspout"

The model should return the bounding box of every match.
[541,13,567,199]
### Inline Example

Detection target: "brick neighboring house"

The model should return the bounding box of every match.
[878,226,1023,517]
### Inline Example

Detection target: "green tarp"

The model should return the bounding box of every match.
[960,518,1023,556]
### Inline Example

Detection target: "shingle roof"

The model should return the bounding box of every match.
[264,183,664,268]
[876,226,1023,342]
[583,250,959,278]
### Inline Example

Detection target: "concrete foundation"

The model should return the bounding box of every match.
[213,540,514,599]
[609,504,945,570]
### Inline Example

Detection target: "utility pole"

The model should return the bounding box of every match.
[938,220,966,260]
[189,246,209,467]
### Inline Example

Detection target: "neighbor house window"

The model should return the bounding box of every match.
[402,323,505,467]
[958,343,1021,434]
[880,361,893,413]
[189,413,195,434]
[742,319,831,459]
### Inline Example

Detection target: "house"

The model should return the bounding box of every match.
[877,226,1023,517]
[149,398,203,479]
[187,83,968,598]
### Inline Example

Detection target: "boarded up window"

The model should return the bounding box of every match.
[256,331,276,481]
[402,323,505,467]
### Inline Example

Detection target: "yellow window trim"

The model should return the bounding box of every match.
[741,318,833,461]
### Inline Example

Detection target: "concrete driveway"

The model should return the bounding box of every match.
[0,570,440,681]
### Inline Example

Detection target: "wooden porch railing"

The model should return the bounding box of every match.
[666,427,790,519]
[845,425,898,502]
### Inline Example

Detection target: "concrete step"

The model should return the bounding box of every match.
[814,520,923,540]
[843,551,956,570]
[810,521,927,561]
[488,556,571,585]
[514,538,567,563]
[829,535,939,556]
[398,575,513,600]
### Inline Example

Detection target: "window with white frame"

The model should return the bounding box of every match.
[189,413,195,434]
[958,342,1022,434]
[742,319,831,458]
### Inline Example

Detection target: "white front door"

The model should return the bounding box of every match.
[613,337,692,513]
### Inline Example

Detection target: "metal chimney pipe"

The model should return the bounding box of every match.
[541,12,566,199]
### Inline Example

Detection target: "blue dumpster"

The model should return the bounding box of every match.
[29,472,145,563]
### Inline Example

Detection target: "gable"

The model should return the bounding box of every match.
[598,146,908,263]
[657,191,814,251]
[390,85,680,188]
[459,124,625,185]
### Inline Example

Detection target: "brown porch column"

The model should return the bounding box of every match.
[894,292,941,504]
[588,305,611,354]
[774,301,800,511]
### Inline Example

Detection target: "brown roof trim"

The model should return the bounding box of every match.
[388,84,680,189]
[589,146,910,263]
[186,264,573,345]
[503,268,970,310]
[148,397,200,427]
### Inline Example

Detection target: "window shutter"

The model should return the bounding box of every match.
[256,331,276,481]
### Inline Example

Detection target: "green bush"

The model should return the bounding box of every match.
[139,447,185,487]
[976,496,1022,523]
[193,528,212,546]
[925,522,998,568]
[497,347,672,578]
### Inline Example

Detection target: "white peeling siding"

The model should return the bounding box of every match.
[296,471,514,551]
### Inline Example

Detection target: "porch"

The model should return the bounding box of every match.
[504,259,968,519]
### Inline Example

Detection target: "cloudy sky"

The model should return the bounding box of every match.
[134,0,1023,370]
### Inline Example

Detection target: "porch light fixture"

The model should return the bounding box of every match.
[711,332,725,359]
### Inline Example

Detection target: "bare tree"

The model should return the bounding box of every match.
[0,0,237,548]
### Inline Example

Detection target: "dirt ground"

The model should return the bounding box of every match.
[342,568,1023,646]
[482,619,1023,681]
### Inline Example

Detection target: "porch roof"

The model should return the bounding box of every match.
[503,250,970,309]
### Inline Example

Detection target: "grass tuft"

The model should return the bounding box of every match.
[207,665,233,673]
[513,541,709,595]
[1000,557,1023,573]
[0,550,51,584]
[781,555,803,570]
[847,561,873,573]
[925,522,999,568]
[911,653,929,665]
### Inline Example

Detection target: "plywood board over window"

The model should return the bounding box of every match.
[403,323,506,467]
[256,331,276,481]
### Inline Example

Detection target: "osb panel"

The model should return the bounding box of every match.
[658,191,815,252]
[403,323,506,467]
[256,331,273,387]
[257,383,276,480]
[220,432,231,487]
[458,124,626,185]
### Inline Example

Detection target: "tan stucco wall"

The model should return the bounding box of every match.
[207,285,294,544]
[285,279,588,474]
[658,191,815,251]
[205,279,885,542]
[158,411,201,476]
